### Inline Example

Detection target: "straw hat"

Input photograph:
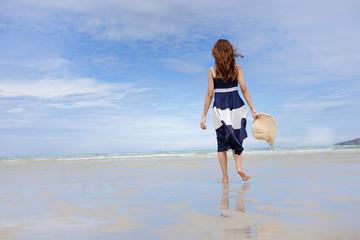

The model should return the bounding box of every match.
[252,113,277,147]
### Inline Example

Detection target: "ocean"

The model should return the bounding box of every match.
[1,145,359,163]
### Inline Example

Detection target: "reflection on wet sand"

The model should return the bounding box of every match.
[218,183,283,240]
[219,182,252,239]
[220,182,250,213]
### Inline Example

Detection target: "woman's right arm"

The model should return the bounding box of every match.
[200,69,214,130]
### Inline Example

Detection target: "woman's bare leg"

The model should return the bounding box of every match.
[233,150,250,181]
[218,151,229,183]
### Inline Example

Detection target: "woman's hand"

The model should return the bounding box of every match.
[200,116,207,130]
[251,109,258,119]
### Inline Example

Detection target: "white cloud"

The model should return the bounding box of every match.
[274,127,336,147]
[2,0,241,42]
[0,78,129,99]
[24,58,68,71]
[162,58,205,74]
[46,98,124,109]
[7,107,24,113]
[3,0,359,83]
[306,126,335,146]
[282,99,349,112]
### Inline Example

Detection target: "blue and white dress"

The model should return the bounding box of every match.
[211,67,248,155]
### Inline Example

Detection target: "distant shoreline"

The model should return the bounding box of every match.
[335,138,360,146]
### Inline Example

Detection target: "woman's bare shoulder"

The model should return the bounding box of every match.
[236,65,243,75]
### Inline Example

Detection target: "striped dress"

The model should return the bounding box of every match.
[211,67,248,155]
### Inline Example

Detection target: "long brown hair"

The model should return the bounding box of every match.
[212,39,244,83]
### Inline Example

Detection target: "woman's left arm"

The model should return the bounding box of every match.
[237,65,257,118]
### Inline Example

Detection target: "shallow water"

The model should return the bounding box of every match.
[1,146,359,239]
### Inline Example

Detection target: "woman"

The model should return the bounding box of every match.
[201,39,257,182]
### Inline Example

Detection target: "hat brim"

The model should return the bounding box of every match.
[253,113,276,147]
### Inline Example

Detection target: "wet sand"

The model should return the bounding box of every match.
[1,148,359,239]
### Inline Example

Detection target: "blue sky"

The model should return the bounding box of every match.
[1,0,359,157]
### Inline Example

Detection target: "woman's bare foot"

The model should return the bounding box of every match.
[237,169,250,181]
[218,179,229,183]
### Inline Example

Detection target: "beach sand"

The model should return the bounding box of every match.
[1,147,360,239]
